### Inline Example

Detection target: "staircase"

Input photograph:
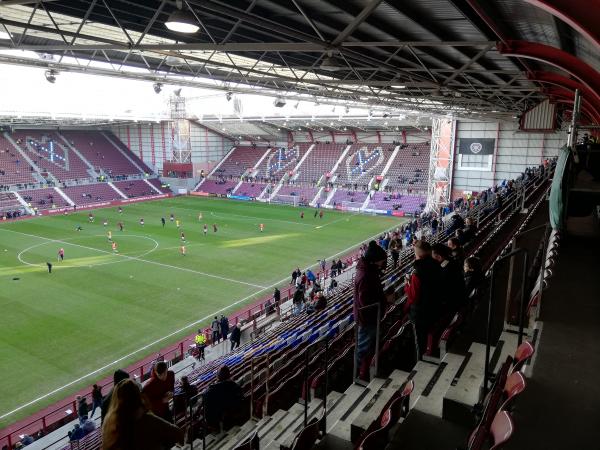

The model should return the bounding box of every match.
[101,131,148,175]
[2,132,50,182]
[12,191,35,214]
[194,146,236,190]
[108,182,128,199]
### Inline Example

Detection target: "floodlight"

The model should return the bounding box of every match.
[153,82,163,94]
[273,97,286,107]
[45,69,58,83]
[226,92,233,101]
[320,55,345,71]
[165,2,199,34]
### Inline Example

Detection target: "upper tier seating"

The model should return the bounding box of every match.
[366,192,425,214]
[20,187,70,210]
[60,131,150,177]
[263,144,311,180]
[11,131,91,182]
[0,134,38,187]
[294,143,346,185]
[385,143,429,191]
[62,183,122,206]
[335,144,394,186]
[213,146,267,180]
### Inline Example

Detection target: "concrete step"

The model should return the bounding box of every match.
[412,353,466,418]
[273,392,343,450]
[350,369,411,443]
[220,418,262,450]
[259,403,306,449]
[443,342,493,426]
[327,377,387,442]
[204,425,241,450]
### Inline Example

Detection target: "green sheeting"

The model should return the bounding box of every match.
[549,145,571,230]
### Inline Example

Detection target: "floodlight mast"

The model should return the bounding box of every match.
[169,93,192,163]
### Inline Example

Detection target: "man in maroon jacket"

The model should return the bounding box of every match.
[353,240,388,381]
[142,361,175,422]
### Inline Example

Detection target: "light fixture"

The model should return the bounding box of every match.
[153,82,163,94]
[294,102,299,109]
[320,54,345,71]
[345,106,350,114]
[273,97,286,108]
[165,1,199,33]
[226,92,233,101]
[45,69,58,83]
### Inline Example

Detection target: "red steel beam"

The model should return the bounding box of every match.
[498,41,600,102]
[542,86,600,118]
[528,70,600,107]
[546,94,599,124]
[522,0,600,51]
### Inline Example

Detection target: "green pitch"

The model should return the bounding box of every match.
[0,196,401,427]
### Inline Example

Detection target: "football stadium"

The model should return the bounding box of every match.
[0,1,598,449]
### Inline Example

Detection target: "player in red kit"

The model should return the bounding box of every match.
[259,223,264,233]
[58,248,64,261]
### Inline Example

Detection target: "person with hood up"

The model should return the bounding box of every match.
[353,240,388,381]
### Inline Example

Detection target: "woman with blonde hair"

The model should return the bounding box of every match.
[102,379,184,450]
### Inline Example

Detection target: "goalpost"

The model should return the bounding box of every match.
[270,194,301,207]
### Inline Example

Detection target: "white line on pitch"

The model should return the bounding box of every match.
[209,210,313,227]
[0,228,266,289]
[315,212,360,229]
[0,221,403,420]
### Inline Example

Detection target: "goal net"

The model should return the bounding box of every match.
[270,194,301,207]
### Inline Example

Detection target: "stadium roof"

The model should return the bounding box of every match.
[0,0,598,122]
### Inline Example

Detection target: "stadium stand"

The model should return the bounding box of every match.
[62,183,123,206]
[19,187,70,211]
[212,146,267,180]
[0,134,39,187]
[234,182,267,198]
[59,131,150,178]
[293,143,346,185]
[112,179,159,199]
[11,131,93,183]
[384,143,429,192]
[334,144,394,189]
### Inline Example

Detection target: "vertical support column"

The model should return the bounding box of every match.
[149,123,156,166]
[126,125,131,150]
[137,124,143,160]
[161,122,167,163]
[426,117,456,212]
[491,122,500,184]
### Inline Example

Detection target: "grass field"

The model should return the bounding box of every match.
[0,196,402,428]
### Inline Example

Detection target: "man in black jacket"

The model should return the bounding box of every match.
[405,240,444,356]
[203,366,243,430]
[353,241,388,381]
[432,243,466,317]
[229,324,241,351]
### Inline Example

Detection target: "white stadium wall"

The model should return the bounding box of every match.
[451,120,566,196]
[110,121,232,175]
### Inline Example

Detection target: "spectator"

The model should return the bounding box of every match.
[273,287,281,306]
[101,369,130,423]
[68,424,85,442]
[447,237,465,267]
[388,232,403,267]
[77,395,88,423]
[81,415,96,435]
[306,269,316,285]
[102,379,184,450]
[462,217,477,243]
[230,323,241,351]
[292,286,305,315]
[174,375,198,416]
[432,243,466,316]
[353,241,388,381]
[220,315,230,341]
[307,291,327,314]
[203,366,243,431]
[211,317,221,344]
[90,384,103,418]
[195,329,207,360]
[464,256,484,301]
[404,240,443,356]
[142,361,175,422]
